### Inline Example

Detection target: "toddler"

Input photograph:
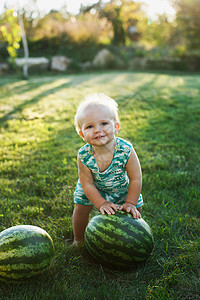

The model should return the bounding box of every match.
[73,93,143,246]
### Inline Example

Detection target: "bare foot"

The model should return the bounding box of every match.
[70,240,85,249]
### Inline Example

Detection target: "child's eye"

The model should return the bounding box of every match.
[102,122,108,126]
[86,125,93,129]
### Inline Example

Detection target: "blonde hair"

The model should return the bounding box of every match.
[74,93,119,134]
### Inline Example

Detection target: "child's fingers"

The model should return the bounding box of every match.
[100,204,116,215]
[118,205,124,210]
[103,207,115,215]
[130,208,141,219]
[99,201,120,216]
[111,203,118,211]
[119,204,141,219]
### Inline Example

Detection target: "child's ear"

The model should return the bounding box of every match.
[115,122,120,135]
[79,131,85,141]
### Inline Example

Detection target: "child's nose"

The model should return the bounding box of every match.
[94,125,101,133]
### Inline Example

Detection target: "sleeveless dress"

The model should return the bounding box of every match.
[74,137,143,207]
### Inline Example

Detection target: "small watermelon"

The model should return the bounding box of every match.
[0,225,54,283]
[85,211,154,268]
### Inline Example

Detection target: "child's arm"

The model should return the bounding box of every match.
[78,157,118,215]
[119,148,142,218]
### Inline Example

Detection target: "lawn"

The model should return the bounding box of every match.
[0,71,199,299]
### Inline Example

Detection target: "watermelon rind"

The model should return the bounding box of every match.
[0,225,54,283]
[85,211,154,268]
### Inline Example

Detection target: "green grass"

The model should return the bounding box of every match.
[0,71,200,299]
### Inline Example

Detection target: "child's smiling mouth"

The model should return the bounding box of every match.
[94,135,105,139]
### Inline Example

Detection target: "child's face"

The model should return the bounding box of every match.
[79,105,120,146]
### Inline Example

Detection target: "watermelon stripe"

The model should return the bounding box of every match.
[0,264,48,279]
[86,223,152,256]
[0,250,52,267]
[85,239,148,263]
[0,259,50,273]
[0,233,51,245]
[85,227,148,262]
[0,230,48,241]
[0,225,54,282]
[89,215,152,244]
[0,259,51,272]
[0,225,48,236]
[0,235,52,253]
[85,212,154,268]
[88,217,152,242]
[85,238,144,267]
[0,242,53,261]
[91,222,151,252]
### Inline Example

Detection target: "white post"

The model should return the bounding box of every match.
[18,13,29,78]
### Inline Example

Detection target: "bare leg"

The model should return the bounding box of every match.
[72,204,93,244]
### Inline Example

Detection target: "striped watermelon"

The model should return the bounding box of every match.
[0,225,54,283]
[85,211,154,268]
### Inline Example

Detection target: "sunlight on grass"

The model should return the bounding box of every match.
[0,71,199,299]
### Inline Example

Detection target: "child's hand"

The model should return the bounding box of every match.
[99,202,118,215]
[119,203,141,219]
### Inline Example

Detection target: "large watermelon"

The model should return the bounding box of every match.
[85,211,154,268]
[0,225,54,282]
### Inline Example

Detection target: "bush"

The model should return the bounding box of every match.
[25,38,101,63]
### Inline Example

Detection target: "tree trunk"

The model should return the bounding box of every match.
[18,13,29,78]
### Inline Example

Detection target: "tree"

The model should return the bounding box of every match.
[81,0,145,46]
[102,0,145,45]
[140,14,176,54]
[101,2,125,45]
[172,0,200,53]
[0,9,21,62]
[18,12,29,78]
[0,0,40,77]
[0,8,30,78]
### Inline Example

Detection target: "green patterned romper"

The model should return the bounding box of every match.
[74,137,143,207]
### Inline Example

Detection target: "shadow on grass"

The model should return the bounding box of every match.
[0,75,93,125]
[1,71,199,230]
[0,72,199,299]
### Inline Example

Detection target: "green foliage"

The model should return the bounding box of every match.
[24,11,107,61]
[100,0,145,45]
[27,37,101,63]
[0,71,199,298]
[31,11,108,46]
[1,0,200,64]
[173,0,200,52]
[101,3,125,45]
[140,15,176,52]
[0,9,21,62]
